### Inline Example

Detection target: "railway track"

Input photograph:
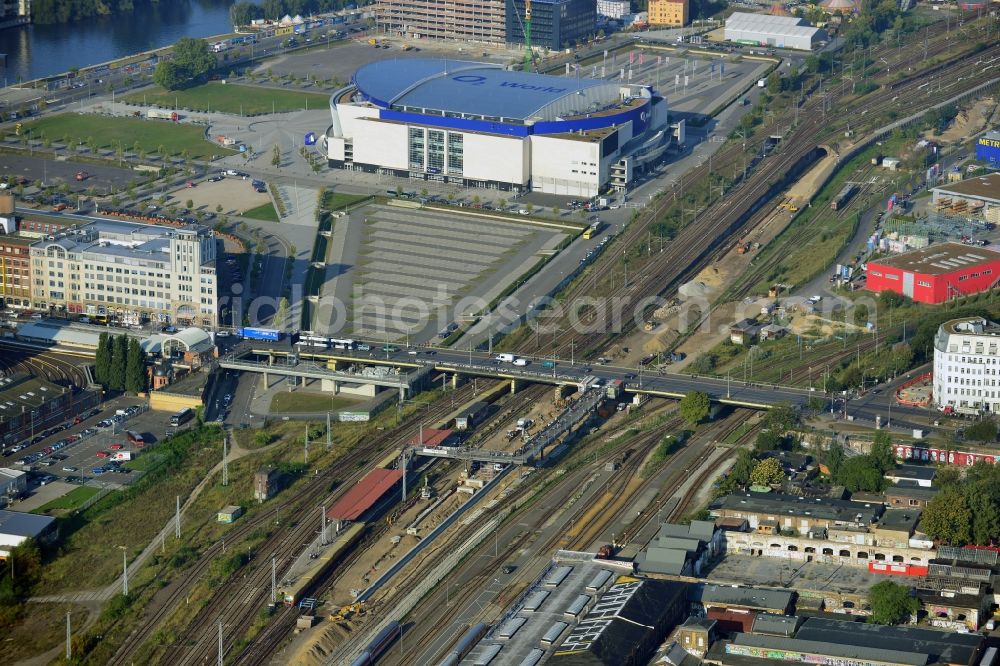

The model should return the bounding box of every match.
[107,380,489,666]
[514,33,1000,363]
[232,385,551,665]
[0,342,89,386]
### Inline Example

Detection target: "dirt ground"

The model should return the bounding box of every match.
[926,96,997,145]
[165,177,270,216]
[610,145,851,370]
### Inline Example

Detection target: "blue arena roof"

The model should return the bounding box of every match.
[352,58,619,122]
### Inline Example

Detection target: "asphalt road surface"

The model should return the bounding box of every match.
[0,153,137,195]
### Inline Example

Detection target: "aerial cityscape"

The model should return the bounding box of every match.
[0,0,999,665]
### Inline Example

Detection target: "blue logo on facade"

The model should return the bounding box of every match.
[453,75,486,86]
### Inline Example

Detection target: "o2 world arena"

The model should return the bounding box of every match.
[325,59,684,197]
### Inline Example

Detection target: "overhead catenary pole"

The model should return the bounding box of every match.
[321,505,327,546]
[218,621,223,666]
[66,612,71,661]
[271,556,277,604]
[222,434,229,486]
[326,412,332,451]
[175,495,181,538]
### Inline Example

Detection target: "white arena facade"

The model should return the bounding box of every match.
[325,59,683,197]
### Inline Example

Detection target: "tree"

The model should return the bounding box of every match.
[94,332,111,386]
[262,0,285,20]
[969,486,1000,546]
[754,429,782,453]
[152,62,188,91]
[868,580,919,625]
[825,442,845,479]
[275,297,289,328]
[271,144,281,169]
[679,391,710,425]
[921,486,972,545]
[125,338,146,394]
[730,448,755,488]
[173,37,216,81]
[835,456,885,492]
[109,334,127,391]
[767,71,782,95]
[966,419,998,443]
[230,1,263,28]
[764,404,796,432]
[870,430,896,473]
[750,457,784,487]
[185,199,194,210]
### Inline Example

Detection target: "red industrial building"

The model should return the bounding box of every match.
[865,242,1000,304]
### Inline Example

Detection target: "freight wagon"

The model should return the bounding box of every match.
[455,401,490,431]
[438,623,488,666]
[349,621,401,666]
[830,183,858,211]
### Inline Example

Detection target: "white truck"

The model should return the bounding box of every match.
[496,353,515,363]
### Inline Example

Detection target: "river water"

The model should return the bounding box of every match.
[0,0,241,82]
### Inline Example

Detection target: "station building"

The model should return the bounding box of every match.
[326,58,683,197]
[865,242,1000,304]
[933,316,1000,415]
[28,219,218,328]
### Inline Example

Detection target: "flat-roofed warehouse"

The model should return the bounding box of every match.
[724,12,827,51]
[931,172,1000,224]
[865,241,1000,304]
[326,58,684,197]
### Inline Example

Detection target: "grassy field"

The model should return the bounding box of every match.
[323,192,370,211]
[30,486,99,514]
[22,113,234,160]
[122,82,330,116]
[242,201,279,222]
[269,392,359,413]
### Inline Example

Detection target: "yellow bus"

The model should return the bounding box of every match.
[583,222,601,239]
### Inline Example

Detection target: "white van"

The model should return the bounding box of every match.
[512,358,529,366]
[496,353,515,363]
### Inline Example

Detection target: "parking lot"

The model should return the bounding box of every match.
[4,398,178,488]
[165,174,271,217]
[338,204,566,340]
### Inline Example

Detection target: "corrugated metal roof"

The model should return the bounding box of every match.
[407,428,454,447]
[326,468,402,521]
[352,58,622,122]
[0,509,55,538]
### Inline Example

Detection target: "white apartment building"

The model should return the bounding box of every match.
[933,316,1000,415]
[30,220,218,328]
[597,0,631,20]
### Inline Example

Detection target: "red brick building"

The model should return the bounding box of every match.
[865,242,1000,304]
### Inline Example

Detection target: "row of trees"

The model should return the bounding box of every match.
[31,0,150,24]
[94,333,147,394]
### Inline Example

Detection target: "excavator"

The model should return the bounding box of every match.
[330,602,365,622]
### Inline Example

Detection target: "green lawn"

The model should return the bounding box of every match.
[242,201,280,222]
[323,192,370,211]
[269,392,359,414]
[123,451,163,471]
[122,82,330,116]
[22,113,234,160]
[30,485,99,514]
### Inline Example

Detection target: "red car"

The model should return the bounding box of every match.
[96,451,109,458]
[109,444,123,451]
